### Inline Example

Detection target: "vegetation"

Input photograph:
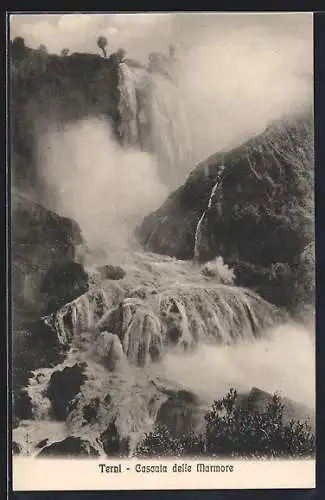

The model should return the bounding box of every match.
[97,35,108,58]
[136,389,315,458]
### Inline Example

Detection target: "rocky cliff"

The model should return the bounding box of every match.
[10,45,124,197]
[12,190,89,428]
[12,190,86,325]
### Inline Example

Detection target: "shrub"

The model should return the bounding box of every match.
[135,424,186,457]
[205,389,315,458]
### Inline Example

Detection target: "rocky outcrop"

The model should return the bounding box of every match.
[137,108,314,310]
[12,320,67,428]
[12,388,33,427]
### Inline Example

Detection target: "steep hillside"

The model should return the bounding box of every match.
[137,108,314,311]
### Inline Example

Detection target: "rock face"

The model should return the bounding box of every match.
[12,191,85,322]
[11,47,122,195]
[12,193,85,428]
[40,261,89,315]
[137,108,314,310]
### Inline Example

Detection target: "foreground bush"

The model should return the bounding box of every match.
[205,389,315,458]
[136,424,205,458]
[136,389,315,458]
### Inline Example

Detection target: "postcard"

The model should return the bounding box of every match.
[10,11,315,491]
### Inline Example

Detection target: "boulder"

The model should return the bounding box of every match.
[155,389,205,438]
[82,397,101,424]
[97,264,126,281]
[12,441,22,455]
[100,421,129,457]
[37,437,100,457]
[45,363,87,420]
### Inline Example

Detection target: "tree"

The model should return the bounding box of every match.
[37,44,48,54]
[61,48,70,57]
[10,37,27,61]
[116,48,126,63]
[97,35,108,58]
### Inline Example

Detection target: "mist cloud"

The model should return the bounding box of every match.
[176,22,312,165]
[36,117,168,251]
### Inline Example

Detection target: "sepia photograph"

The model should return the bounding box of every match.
[10,11,315,490]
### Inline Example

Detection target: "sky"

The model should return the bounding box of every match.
[10,12,313,68]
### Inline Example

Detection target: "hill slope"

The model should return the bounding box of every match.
[137,108,314,311]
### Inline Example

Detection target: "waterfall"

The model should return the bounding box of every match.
[145,70,193,189]
[115,56,193,190]
[117,63,143,148]
[194,165,225,260]
[42,288,121,345]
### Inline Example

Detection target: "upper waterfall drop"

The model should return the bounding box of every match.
[144,51,193,190]
[117,62,142,148]
[115,50,193,190]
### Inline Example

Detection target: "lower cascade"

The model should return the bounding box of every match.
[13,251,315,458]
[43,252,284,363]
